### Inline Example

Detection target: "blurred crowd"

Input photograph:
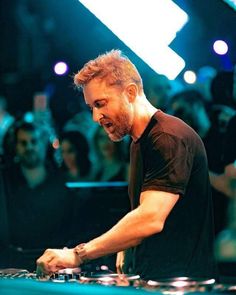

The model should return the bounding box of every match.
[0,68,236,275]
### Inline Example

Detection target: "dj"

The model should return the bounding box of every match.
[36,50,217,280]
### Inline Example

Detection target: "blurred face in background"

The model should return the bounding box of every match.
[146,75,172,110]
[16,129,46,169]
[171,98,194,127]
[170,97,211,137]
[61,139,77,170]
[96,127,116,159]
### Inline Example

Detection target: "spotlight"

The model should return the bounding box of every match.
[213,40,228,55]
[54,62,69,75]
[183,70,196,84]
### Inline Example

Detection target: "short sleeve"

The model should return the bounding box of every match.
[141,132,193,195]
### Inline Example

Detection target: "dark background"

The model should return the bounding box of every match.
[0,0,235,128]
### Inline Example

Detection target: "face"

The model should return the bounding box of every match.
[16,129,46,168]
[147,76,172,109]
[61,140,77,169]
[83,79,134,142]
[96,127,116,158]
[171,99,195,127]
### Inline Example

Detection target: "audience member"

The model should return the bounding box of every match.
[210,71,235,109]
[169,88,232,235]
[170,89,211,139]
[210,113,236,206]
[0,95,15,156]
[143,72,174,112]
[63,109,97,143]
[207,70,236,235]
[211,114,236,275]
[196,66,217,103]
[59,130,92,182]
[0,121,73,271]
[92,126,129,182]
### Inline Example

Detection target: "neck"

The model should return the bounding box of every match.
[130,95,158,142]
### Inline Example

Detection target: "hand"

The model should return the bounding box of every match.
[36,248,80,276]
[116,251,125,274]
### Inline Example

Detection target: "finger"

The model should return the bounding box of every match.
[36,250,54,266]
[36,254,55,275]
[47,256,65,273]
[36,263,51,277]
[36,265,44,277]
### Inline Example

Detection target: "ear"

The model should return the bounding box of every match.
[125,83,138,103]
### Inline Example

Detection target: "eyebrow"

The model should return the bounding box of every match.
[86,98,106,108]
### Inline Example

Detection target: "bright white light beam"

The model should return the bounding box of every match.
[78,0,188,79]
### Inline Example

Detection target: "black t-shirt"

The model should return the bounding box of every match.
[128,111,216,280]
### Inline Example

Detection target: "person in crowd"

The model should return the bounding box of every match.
[91,125,129,182]
[196,66,217,104]
[207,70,236,235]
[36,49,217,281]
[142,71,174,112]
[169,88,234,235]
[169,89,211,139]
[210,114,236,271]
[0,95,15,156]
[0,121,73,271]
[60,130,92,182]
[210,113,236,209]
[63,108,98,169]
[210,71,235,109]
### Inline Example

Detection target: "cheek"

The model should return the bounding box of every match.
[63,153,77,163]
[16,146,24,155]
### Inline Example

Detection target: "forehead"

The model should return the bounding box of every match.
[83,78,119,104]
[61,139,74,148]
[17,129,40,141]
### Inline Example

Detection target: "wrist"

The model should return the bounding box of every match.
[73,243,89,265]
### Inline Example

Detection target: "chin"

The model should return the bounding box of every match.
[108,133,123,142]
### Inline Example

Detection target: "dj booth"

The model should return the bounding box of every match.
[0,268,235,294]
[1,182,236,294]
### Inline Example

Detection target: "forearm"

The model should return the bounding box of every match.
[36,190,178,274]
[82,207,161,260]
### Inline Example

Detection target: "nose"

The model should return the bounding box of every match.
[92,108,103,123]
[25,141,35,149]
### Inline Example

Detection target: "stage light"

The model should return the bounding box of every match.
[54,62,68,75]
[223,0,236,11]
[78,0,188,79]
[183,70,196,84]
[24,112,34,123]
[213,40,228,55]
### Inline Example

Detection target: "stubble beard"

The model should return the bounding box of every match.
[108,111,132,142]
[20,151,43,169]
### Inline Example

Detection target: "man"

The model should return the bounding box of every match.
[36,50,216,280]
[0,121,71,271]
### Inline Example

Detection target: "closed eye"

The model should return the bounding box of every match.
[94,99,107,108]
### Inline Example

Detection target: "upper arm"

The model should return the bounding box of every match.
[139,190,179,232]
[142,133,192,195]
